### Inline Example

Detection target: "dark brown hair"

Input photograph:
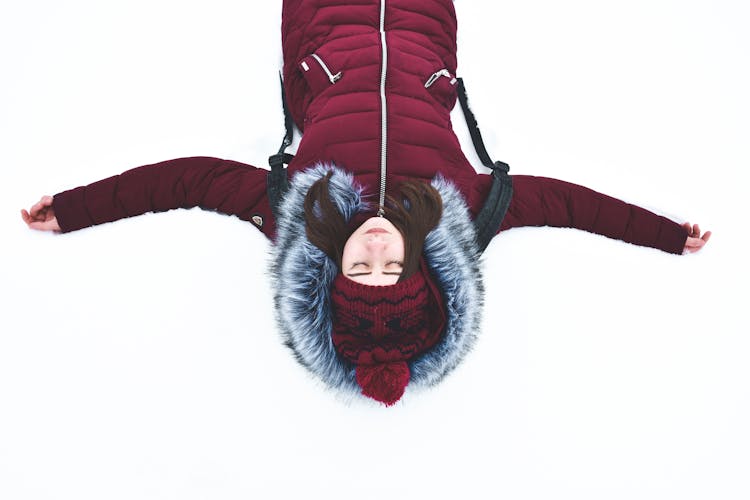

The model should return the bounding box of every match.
[304,173,443,280]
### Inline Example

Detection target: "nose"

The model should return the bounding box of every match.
[365,234,389,251]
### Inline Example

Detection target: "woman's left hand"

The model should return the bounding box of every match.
[682,223,711,253]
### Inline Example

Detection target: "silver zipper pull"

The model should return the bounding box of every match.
[424,69,452,88]
[311,53,342,84]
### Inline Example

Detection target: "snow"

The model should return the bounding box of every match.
[1,1,748,499]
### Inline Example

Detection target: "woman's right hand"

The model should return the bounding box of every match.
[21,195,61,232]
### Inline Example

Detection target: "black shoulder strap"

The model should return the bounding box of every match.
[267,72,293,220]
[267,75,512,253]
[456,78,514,253]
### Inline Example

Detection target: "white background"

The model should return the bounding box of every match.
[1,1,748,499]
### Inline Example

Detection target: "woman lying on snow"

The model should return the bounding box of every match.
[21,0,710,406]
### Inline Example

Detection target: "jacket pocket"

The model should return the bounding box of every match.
[424,68,458,109]
[298,53,343,96]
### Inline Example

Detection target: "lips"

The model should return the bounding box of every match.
[365,228,389,234]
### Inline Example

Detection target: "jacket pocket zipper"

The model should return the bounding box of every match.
[424,68,457,88]
[303,54,342,84]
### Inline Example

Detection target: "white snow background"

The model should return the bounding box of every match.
[1,1,748,499]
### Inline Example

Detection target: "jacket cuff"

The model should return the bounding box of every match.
[658,219,689,255]
[53,186,92,233]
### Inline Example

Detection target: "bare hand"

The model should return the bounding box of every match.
[682,222,711,253]
[21,196,61,232]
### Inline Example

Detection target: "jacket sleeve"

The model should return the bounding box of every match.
[497,175,688,254]
[52,156,276,238]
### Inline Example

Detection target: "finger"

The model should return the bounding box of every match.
[30,200,48,216]
[702,230,712,243]
[30,196,52,213]
[25,209,43,224]
[693,224,700,236]
[21,209,30,224]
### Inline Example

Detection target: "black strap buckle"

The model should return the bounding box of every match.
[492,160,510,175]
[269,153,284,170]
[268,152,295,170]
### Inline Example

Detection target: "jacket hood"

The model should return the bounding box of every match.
[269,164,484,401]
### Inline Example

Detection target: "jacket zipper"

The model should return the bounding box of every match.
[378,0,388,216]
[425,68,457,88]
[309,53,342,84]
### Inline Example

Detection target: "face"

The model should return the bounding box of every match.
[341,217,405,286]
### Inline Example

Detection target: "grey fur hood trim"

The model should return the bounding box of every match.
[269,164,484,398]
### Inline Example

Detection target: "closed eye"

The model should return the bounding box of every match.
[346,261,403,278]
[347,262,370,278]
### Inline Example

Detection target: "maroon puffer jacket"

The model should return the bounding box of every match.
[52,0,688,254]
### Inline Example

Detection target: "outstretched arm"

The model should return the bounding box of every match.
[498,175,710,254]
[21,157,276,238]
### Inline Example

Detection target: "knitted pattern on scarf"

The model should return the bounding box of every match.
[269,164,484,400]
